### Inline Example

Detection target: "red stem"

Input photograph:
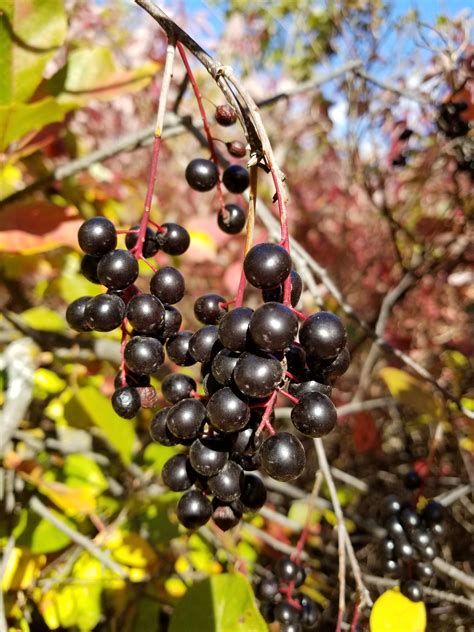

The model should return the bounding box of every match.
[234,267,247,308]
[350,603,361,632]
[277,388,299,405]
[119,322,130,387]
[270,168,291,305]
[336,609,344,632]
[257,391,277,435]
[290,306,307,321]
[177,42,226,214]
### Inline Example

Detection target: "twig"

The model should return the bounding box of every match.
[435,484,473,507]
[241,523,308,560]
[29,497,128,578]
[354,68,432,103]
[432,557,474,592]
[0,537,15,632]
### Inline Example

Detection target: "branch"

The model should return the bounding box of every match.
[354,68,432,103]
[0,537,15,632]
[432,557,474,592]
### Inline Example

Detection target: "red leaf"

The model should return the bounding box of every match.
[352,412,381,453]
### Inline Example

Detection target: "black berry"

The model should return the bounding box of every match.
[244,243,292,290]
[185,158,219,192]
[78,217,117,256]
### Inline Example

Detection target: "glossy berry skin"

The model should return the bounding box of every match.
[166,398,206,440]
[275,556,300,582]
[161,373,196,404]
[208,461,243,502]
[260,602,275,624]
[185,158,219,192]
[226,140,246,158]
[399,507,420,532]
[160,306,182,339]
[124,336,164,375]
[288,379,332,400]
[157,223,190,255]
[274,602,300,625]
[114,370,150,389]
[218,307,253,351]
[419,542,437,561]
[111,386,141,419]
[162,454,196,491]
[217,203,246,234]
[207,387,250,433]
[260,432,305,482]
[382,495,402,517]
[215,104,237,126]
[384,559,400,574]
[300,596,319,629]
[394,537,414,560]
[308,345,351,380]
[212,502,241,531]
[256,576,279,601]
[84,294,125,332]
[262,270,303,307]
[78,217,117,256]
[299,311,347,360]
[189,325,220,363]
[401,580,424,602]
[234,474,266,511]
[385,515,405,538]
[422,501,444,526]
[249,302,298,352]
[149,408,178,446]
[211,349,240,385]
[97,249,139,290]
[233,352,283,398]
[194,294,228,325]
[66,296,93,332]
[416,561,434,579]
[189,438,229,477]
[150,267,185,304]
[125,224,158,258]
[176,490,212,529]
[222,164,249,193]
[411,529,432,549]
[291,392,337,438]
[231,423,261,456]
[244,243,292,290]
[166,331,195,366]
[404,469,422,490]
[381,537,396,558]
[203,372,221,396]
[126,294,164,334]
[81,255,101,284]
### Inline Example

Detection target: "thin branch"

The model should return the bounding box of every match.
[432,557,474,592]
[435,484,473,507]
[0,537,15,632]
[242,523,309,560]
[354,68,432,103]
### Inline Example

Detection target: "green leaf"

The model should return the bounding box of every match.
[133,596,160,632]
[15,509,72,554]
[64,386,136,464]
[144,442,180,475]
[0,0,67,104]
[169,573,267,632]
[0,97,74,151]
[63,454,109,495]
[23,306,66,332]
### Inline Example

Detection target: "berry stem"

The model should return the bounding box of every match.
[177,42,226,215]
[139,255,158,273]
[289,306,307,321]
[119,322,130,387]
[257,391,277,435]
[292,470,323,564]
[234,164,257,307]
[134,38,176,259]
[277,388,299,405]
[270,167,292,305]
[116,229,139,235]
[349,602,361,632]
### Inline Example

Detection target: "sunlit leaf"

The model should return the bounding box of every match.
[380,367,441,418]
[63,453,109,495]
[370,588,426,632]
[23,308,66,333]
[105,531,159,577]
[1,547,46,591]
[15,509,72,554]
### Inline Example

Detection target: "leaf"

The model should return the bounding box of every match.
[379,367,441,418]
[15,509,72,554]
[133,597,161,632]
[64,386,136,464]
[0,201,81,254]
[169,573,267,632]
[0,0,67,105]
[0,97,74,151]
[39,480,97,516]
[1,547,46,591]
[23,308,67,333]
[63,453,109,495]
[370,588,426,632]
[105,531,159,579]
[143,442,180,475]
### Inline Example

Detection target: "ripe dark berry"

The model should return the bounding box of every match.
[384,559,400,574]
[111,386,141,419]
[114,370,150,389]
[162,454,196,491]
[231,423,262,456]
[126,294,165,334]
[235,473,267,511]
[404,469,422,490]
[300,595,319,629]
[385,515,404,538]
[194,294,228,325]
[274,601,300,624]
[97,249,139,290]
[185,158,219,192]
[394,537,414,560]
[125,224,158,258]
[275,556,300,582]
[208,460,243,502]
[233,352,283,398]
[150,267,185,304]
[259,601,275,623]
[189,437,229,477]
[217,203,246,234]
[80,255,101,284]
[288,379,332,400]
[203,372,221,396]
[381,537,396,558]
[160,305,182,339]
[66,296,93,332]
[422,501,444,525]
[78,217,117,256]
[382,495,402,517]
[176,490,212,529]
[218,307,253,351]
[244,243,292,290]
[411,529,432,549]
[166,398,206,440]
[84,294,125,331]
[416,561,434,579]
[211,349,240,385]
[149,408,178,446]
[249,302,298,352]
[189,325,220,363]
[262,270,303,307]
[419,542,437,561]
[222,164,249,193]
[400,580,424,602]
[156,223,190,256]
[161,373,196,404]
[215,104,237,126]
[256,576,279,601]
[308,345,351,380]
[399,507,420,532]
[137,385,158,409]
[124,336,164,375]
[212,502,242,531]
[260,432,305,482]
[226,140,246,158]
[207,387,250,433]
[166,331,195,366]
[291,392,337,438]
[299,311,347,360]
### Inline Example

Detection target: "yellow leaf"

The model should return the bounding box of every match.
[380,368,441,418]
[187,229,217,263]
[165,576,187,598]
[370,589,426,632]
[37,590,60,630]
[105,531,158,575]
[2,547,46,591]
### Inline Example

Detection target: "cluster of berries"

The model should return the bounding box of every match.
[255,556,319,631]
[381,491,444,602]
